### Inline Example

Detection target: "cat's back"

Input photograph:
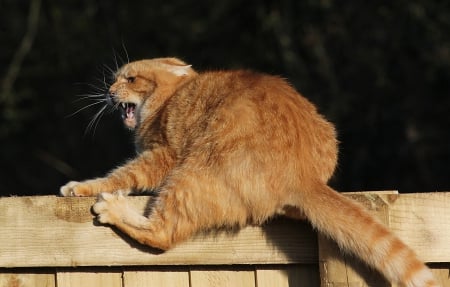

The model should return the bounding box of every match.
[174,69,332,135]
[174,69,317,117]
[164,69,338,182]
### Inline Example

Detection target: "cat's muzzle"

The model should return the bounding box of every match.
[106,92,115,106]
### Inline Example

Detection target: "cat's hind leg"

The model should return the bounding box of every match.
[276,205,308,221]
[93,190,175,250]
[92,167,243,250]
[93,191,150,230]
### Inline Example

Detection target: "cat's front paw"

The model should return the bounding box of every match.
[60,181,93,197]
[92,191,129,225]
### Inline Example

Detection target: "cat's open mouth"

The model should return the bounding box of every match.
[119,102,137,128]
[119,102,136,119]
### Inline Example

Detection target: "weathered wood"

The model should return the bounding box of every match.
[56,271,122,287]
[0,196,316,268]
[318,191,395,287]
[318,191,450,287]
[0,192,449,273]
[123,270,190,287]
[0,273,55,287]
[255,265,319,287]
[389,192,450,262]
[189,269,255,287]
[430,268,450,287]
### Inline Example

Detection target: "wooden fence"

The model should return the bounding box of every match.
[0,191,449,287]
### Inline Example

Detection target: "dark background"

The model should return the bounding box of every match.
[1,0,449,196]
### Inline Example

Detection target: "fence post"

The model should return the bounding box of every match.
[318,191,398,287]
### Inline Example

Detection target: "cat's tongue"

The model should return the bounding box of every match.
[126,105,135,119]
[120,102,136,120]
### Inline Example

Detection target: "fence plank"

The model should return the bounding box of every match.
[0,196,316,267]
[0,273,55,287]
[255,265,319,287]
[190,269,255,287]
[319,191,394,287]
[317,191,450,286]
[56,271,122,287]
[389,192,450,262]
[430,268,450,287]
[0,192,449,270]
[123,270,190,287]
[255,269,289,287]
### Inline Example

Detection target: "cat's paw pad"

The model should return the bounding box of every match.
[93,190,128,225]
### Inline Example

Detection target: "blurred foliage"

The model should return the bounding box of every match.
[1,0,449,195]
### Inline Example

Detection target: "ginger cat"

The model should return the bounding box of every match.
[61,57,438,287]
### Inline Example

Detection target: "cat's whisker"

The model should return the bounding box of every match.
[85,104,108,136]
[74,80,107,89]
[102,64,116,80]
[107,105,117,114]
[111,100,122,110]
[112,49,120,71]
[66,100,107,118]
[122,41,130,64]
[74,82,108,96]
[72,94,106,104]
[118,54,127,68]
[92,77,110,87]
[101,69,110,91]
[72,96,105,104]
[74,93,106,100]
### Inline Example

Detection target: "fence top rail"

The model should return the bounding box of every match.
[0,192,449,268]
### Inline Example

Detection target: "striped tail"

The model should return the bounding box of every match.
[295,181,439,287]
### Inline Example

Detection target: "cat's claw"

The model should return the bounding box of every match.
[93,190,128,225]
[60,181,82,197]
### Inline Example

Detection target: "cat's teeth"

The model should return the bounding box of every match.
[121,103,126,109]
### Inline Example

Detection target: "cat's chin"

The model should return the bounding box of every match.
[124,118,137,130]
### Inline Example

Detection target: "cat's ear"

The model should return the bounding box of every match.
[166,64,193,77]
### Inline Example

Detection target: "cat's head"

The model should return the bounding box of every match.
[108,57,196,129]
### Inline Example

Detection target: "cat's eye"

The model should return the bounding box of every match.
[127,77,135,83]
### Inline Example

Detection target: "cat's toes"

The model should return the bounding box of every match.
[60,181,84,196]
[60,181,95,197]
[93,191,128,225]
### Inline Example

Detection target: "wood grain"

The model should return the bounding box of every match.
[189,270,255,287]
[56,271,122,287]
[0,196,316,267]
[389,192,450,262]
[123,270,189,287]
[255,265,319,287]
[0,273,55,287]
[0,192,448,269]
[318,191,450,287]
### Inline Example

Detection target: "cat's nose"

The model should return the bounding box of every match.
[106,91,115,105]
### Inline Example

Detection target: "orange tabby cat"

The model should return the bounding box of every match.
[61,57,438,287]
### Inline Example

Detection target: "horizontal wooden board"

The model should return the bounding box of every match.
[388,192,450,263]
[0,196,317,267]
[342,192,450,263]
[0,192,448,268]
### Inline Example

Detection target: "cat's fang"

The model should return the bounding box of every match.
[123,103,135,119]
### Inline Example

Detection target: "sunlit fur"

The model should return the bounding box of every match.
[61,58,439,287]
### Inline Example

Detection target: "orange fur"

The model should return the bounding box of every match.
[61,58,438,287]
